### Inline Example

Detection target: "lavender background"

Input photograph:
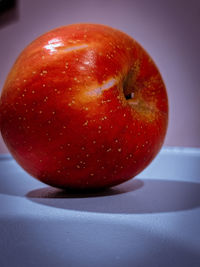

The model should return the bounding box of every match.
[0,0,200,153]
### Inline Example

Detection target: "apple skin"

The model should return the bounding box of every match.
[0,24,168,190]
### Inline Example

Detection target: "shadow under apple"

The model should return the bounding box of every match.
[26,178,200,214]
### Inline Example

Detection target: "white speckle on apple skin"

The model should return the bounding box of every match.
[83,120,89,126]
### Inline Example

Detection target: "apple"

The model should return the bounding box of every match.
[0,23,168,190]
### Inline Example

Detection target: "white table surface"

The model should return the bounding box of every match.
[0,147,200,267]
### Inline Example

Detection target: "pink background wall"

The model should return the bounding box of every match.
[0,0,200,153]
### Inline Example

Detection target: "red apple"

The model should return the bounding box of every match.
[0,23,168,190]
